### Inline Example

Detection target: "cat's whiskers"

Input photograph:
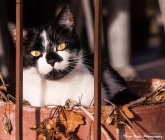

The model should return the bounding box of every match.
[67,54,94,74]
[66,50,96,75]
[65,68,75,77]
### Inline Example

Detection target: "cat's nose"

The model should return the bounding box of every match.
[48,59,56,66]
[46,52,57,66]
[46,52,63,67]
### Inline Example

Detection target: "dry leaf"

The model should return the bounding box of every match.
[37,133,46,140]
[101,113,109,125]
[106,116,113,124]
[31,127,61,140]
[121,104,134,119]
[101,105,115,125]
[59,110,84,134]
[46,119,54,130]
[53,132,63,140]
[30,107,85,139]
[101,105,115,115]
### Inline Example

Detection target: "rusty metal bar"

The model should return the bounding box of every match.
[16,0,23,139]
[94,0,102,139]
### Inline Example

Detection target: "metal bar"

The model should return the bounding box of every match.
[94,0,102,140]
[16,0,23,139]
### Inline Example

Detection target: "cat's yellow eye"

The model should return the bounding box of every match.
[30,50,41,57]
[57,43,66,51]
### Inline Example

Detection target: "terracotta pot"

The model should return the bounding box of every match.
[0,78,165,140]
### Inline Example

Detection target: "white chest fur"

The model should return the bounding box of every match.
[23,66,94,107]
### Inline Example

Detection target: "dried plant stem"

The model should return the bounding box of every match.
[0,73,8,92]
[102,98,116,107]
[0,73,7,92]
[0,91,8,102]
[0,91,15,104]
[0,73,5,86]
[129,97,146,106]
[145,101,165,105]
[7,94,16,103]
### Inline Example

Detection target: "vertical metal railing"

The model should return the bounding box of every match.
[15,0,102,139]
[94,0,102,139]
[16,0,23,139]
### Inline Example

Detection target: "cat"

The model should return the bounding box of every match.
[8,5,137,107]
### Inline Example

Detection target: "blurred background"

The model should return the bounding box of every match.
[0,0,165,84]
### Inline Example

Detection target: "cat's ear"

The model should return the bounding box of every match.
[55,5,75,32]
[8,22,28,43]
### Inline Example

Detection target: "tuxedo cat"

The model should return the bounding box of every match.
[8,5,137,107]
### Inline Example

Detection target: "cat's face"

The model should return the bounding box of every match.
[8,5,81,80]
